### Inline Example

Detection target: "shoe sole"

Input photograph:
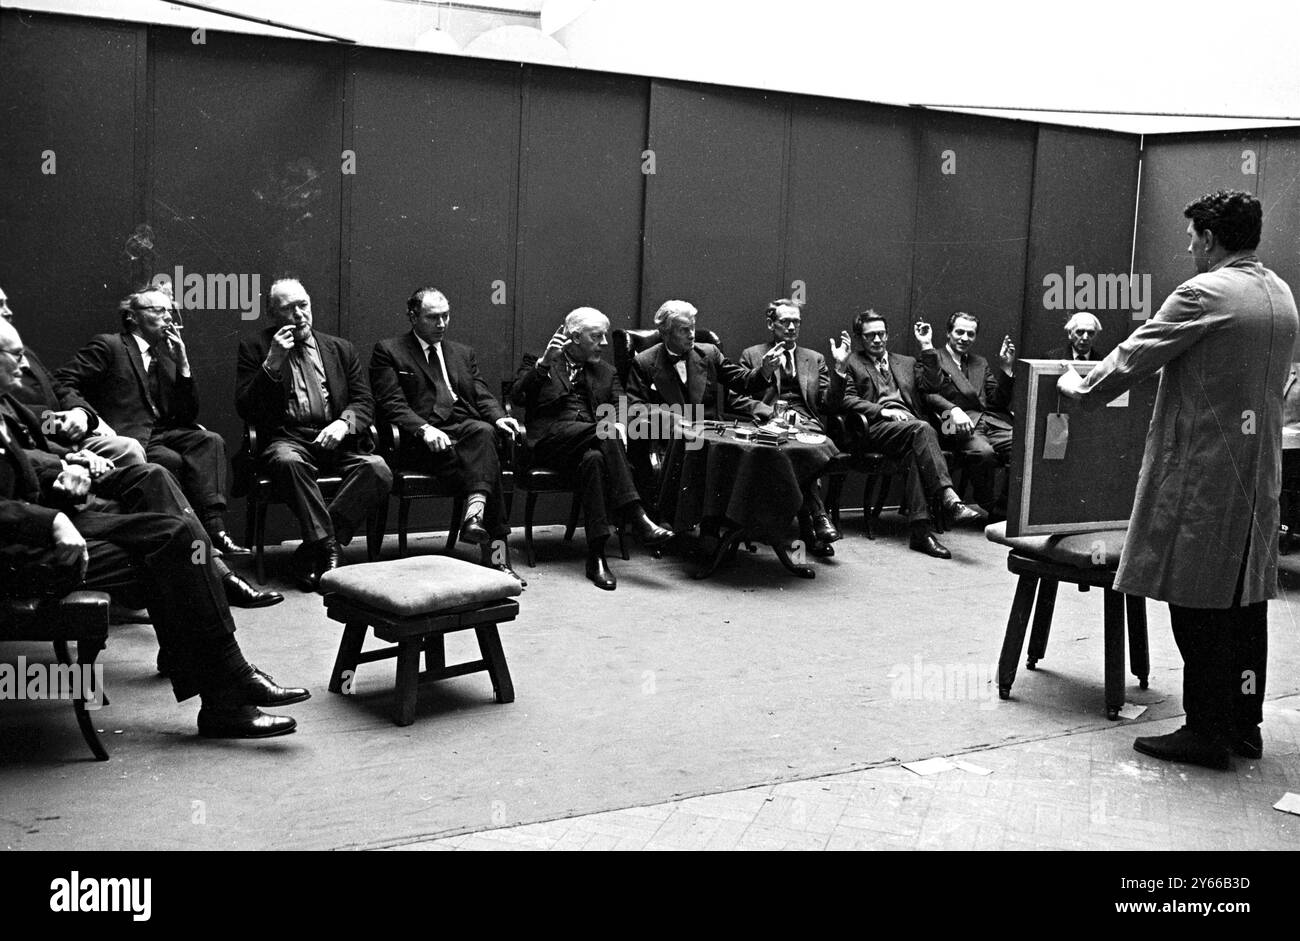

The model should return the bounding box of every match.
[230,595,285,609]
[460,528,491,546]
[1133,739,1229,770]
[198,721,298,739]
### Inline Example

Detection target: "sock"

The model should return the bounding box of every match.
[464,492,487,521]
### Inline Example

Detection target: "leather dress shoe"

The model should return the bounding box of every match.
[291,542,319,592]
[586,553,617,590]
[197,705,297,739]
[487,560,527,588]
[806,539,835,557]
[222,572,284,608]
[1234,727,1263,759]
[460,513,491,546]
[210,530,251,556]
[230,665,311,708]
[909,531,952,559]
[1133,726,1230,770]
[627,511,674,547]
[811,514,841,544]
[308,537,345,593]
[944,501,982,526]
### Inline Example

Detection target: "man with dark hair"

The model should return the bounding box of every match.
[918,311,1017,519]
[235,278,393,591]
[735,299,843,555]
[1,317,306,738]
[54,287,245,554]
[512,307,673,590]
[370,287,524,585]
[1059,189,1296,769]
[829,311,980,557]
[1046,312,1103,361]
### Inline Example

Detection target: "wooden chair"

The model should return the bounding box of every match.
[235,425,388,583]
[0,591,111,760]
[822,412,925,538]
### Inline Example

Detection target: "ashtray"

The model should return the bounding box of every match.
[795,432,827,444]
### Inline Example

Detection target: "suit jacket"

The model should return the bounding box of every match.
[235,327,376,448]
[626,342,758,421]
[54,332,199,446]
[1076,253,1298,608]
[1045,346,1100,361]
[370,333,505,438]
[0,394,67,550]
[734,343,841,421]
[838,349,942,422]
[511,356,620,449]
[920,346,1014,427]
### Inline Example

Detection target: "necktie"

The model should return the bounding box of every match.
[877,357,889,376]
[146,350,163,417]
[667,353,687,385]
[427,344,456,420]
[292,343,330,424]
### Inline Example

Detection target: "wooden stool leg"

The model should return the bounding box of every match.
[1125,594,1150,689]
[55,639,109,761]
[1026,578,1058,669]
[424,633,445,672]
[393,639,422,726]
[329,622,368,694]
[475,624,515,704]
[997,574,1039,700]
[524,491,539,567]
[1103,588,1125,720]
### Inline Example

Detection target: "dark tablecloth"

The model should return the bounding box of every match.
[657,425,840,543]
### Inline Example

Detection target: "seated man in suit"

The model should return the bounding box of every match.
[829,310,981,558]
[0,285,146,467]
[235,278,393,591]
[733,299,843,556]
[917,311,1017,519]
[0,317,304,738]
[1046,311,1103,361]
[55,287,246,555]
[512,307,673,590]
[370,287,524,586]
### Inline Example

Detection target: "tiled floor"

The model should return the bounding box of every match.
[396,697,1300,851]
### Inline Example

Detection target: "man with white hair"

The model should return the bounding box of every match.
[512,307,673,590]
[627,300,754,422]
[1047,312,1103,361]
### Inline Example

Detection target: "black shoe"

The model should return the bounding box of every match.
[486,560,527,589]
[1234,727,1263,759]
[811,514,841,544]
[586,553,617,590]
[460,513,491,546]
[627,510,674,547]
[291,542,319,592]
[210,530,252,556]
[944,501,982,526]
[313,537,344,591]
[226,665,311,708]
[197,705,297,739]
[222,572,284,608]
[909,531,952,559]
[806,539,835,557]
[1133,727,1230,770]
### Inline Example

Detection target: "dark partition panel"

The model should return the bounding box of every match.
[1021,126,1140,359]
[347,49,520,383]
[516,67,649,356]
[0,11,140,360]
[784,99,918,348]
[1134,132,1266,315]
[1259,131,1300,311]
[642,81,788,349]
[910,114,1036,360]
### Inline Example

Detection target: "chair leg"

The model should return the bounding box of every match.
[1103,588,1125,720]
[475,623,515,704]
[367,498,387,561]
[563,495,580,543]
[872,474,891,518]
[329,622,368,694]
[397,496,411,557]
[255,501,269,585]
[244,495,256,553]
[524,491,539,567]
[393,639,421,726]
[445,496,465,554]
[424,633,446,672]
[55,639,109,761]
[861,475,876,539]
[1125,594,1150,690]
[1025,578,1058,669]
[997,573,1039,700]
[618,525,629,561]
[826,474,844,528]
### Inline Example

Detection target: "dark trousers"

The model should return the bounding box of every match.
[944,412,1012,510]
[1168,564,1268,747]
[403,414,510,539]
[146,426,229,523]
[864,418,953,522]
[261,429,393,545]
[533,421,640,545]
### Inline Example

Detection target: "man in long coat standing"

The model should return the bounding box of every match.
[1059,189,1297,769]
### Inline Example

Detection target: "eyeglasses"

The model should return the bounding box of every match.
[774,318,801,327]
[0,345,26,360]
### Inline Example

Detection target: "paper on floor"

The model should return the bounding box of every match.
[902,757,957,776]
[1117,703,1148,720]
[1273,793,1300,816]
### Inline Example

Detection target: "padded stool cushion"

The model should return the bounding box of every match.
[984,521,1127,570]
[319,557,522,616]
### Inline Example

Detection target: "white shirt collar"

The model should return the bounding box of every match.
[131,332,152,356]
[412,331,442,357]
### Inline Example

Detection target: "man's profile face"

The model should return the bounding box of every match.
[0,325,28,393]
[270,281,313,341]
[769,305,801,349]
[0,286,12,323]
[410,293,450,345]
[948,315,978,355]
[1068,325,1096,356]
[663,313,696,356]
[569,319,608,363]
[1186,220,1210,274]
[130,289,176,346]
[859,320,888,359]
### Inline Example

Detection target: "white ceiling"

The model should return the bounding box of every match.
[5,0,1298,134]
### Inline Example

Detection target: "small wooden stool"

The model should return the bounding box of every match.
[986,524,1150,720]
[319,557,523,726]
